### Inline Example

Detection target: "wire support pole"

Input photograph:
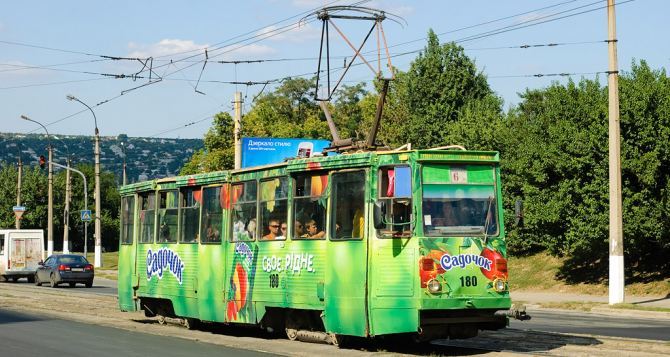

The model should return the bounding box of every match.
[67,95,102,267]
[20,115,53,255]
[607,0,624,305]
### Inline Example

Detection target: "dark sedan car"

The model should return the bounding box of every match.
[35,254,94,288]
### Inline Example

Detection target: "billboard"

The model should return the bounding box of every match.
[241,137,332,168]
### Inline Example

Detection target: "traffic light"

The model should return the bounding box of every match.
[39,155,46,169]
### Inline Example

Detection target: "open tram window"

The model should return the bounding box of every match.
[330,170,366,240]
[200,186,223,244]
[293,173,328,239]
[180,187,201,243]
[157,191,178,243]
[375,166,412,237]
[231,181,257,241]
[139,192,156,244]
[120,196,135,245]
[260,177,288,241]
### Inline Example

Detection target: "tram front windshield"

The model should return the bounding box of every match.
[422,184,498,237]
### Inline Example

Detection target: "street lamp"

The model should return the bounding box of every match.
[20,115,54,256]
[67,94,102,268]
[53,136,73,254]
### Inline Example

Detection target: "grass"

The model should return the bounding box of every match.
[508,252,670,296]
[534,301,670,313]
[609,303,670,313]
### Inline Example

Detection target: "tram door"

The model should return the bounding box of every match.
[324,170,369,336]
[118,195,138,311]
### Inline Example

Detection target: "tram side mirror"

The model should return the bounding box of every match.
[38,260,44,266]
[514,199,524,227]
[373,201,386,229]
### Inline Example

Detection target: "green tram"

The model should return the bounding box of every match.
[118,148,525,344]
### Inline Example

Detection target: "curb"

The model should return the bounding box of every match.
[523,304,670,320]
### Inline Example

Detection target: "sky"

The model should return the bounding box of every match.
[1,0,668,140]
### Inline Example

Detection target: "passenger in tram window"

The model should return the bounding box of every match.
[433,202,459,227]
[247,218,257,239]
[294,220,304,238]
[262,219,281,240]
[206,219,220,241]
[159,221,171,242]
[302,219,325,239]
[280,222,287,237]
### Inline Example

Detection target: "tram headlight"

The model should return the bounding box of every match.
[493,278,507,293]
[427,278,442,293]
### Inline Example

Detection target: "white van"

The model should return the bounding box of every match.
[0,229,44,283]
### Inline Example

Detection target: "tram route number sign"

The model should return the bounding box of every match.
[80,210,92,222]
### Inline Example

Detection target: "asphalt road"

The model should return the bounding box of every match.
[11,278,670,344]
[0,309,274,357]
[510,309,670,342]
[83,278,670,342]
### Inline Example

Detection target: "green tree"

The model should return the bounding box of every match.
[242,77,329,139]
[503,61,670,280]
[181,112,235,174]
[0,162,120,252]
[0,163,48,229]
[380,30,501,149]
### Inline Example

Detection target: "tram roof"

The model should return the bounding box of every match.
[119,148,499,195]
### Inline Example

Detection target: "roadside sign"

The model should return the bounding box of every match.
[80,210,92,222]
[13,205,26,220]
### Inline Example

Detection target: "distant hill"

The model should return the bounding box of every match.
[0,132,203,184]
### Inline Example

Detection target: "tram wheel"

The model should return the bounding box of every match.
[285,312,300,341]
[184,318,200,330]
[330,333,348,347]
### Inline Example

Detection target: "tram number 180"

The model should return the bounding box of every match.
[460,276,478,287]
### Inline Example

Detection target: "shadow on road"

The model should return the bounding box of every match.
[131,317,603,355]
[0,309,50,325]
[633,293,670,305]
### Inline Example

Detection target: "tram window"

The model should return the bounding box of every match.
[376,166,412,238]
[422,165,498,236]
[180,187,201,243]
[157,191,178,243]
[0,234,4,255]
[120,196,135,245]
[231,181,257,241]
[293,173,328,239]
[259,178,288,241]
[330,171,366,240]
[200,186,223,244]
[139,192,155,244]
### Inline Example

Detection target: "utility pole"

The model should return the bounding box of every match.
[94,129,101,266]
[607,0,624,305]
[48,145,53,256]
[16,154,22,229]
[233,92,243,170]
[119,134,128,186]
[63,157,71,253]
[21,115,53,256]
[122,143,127,185]
[67,94,102,267]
